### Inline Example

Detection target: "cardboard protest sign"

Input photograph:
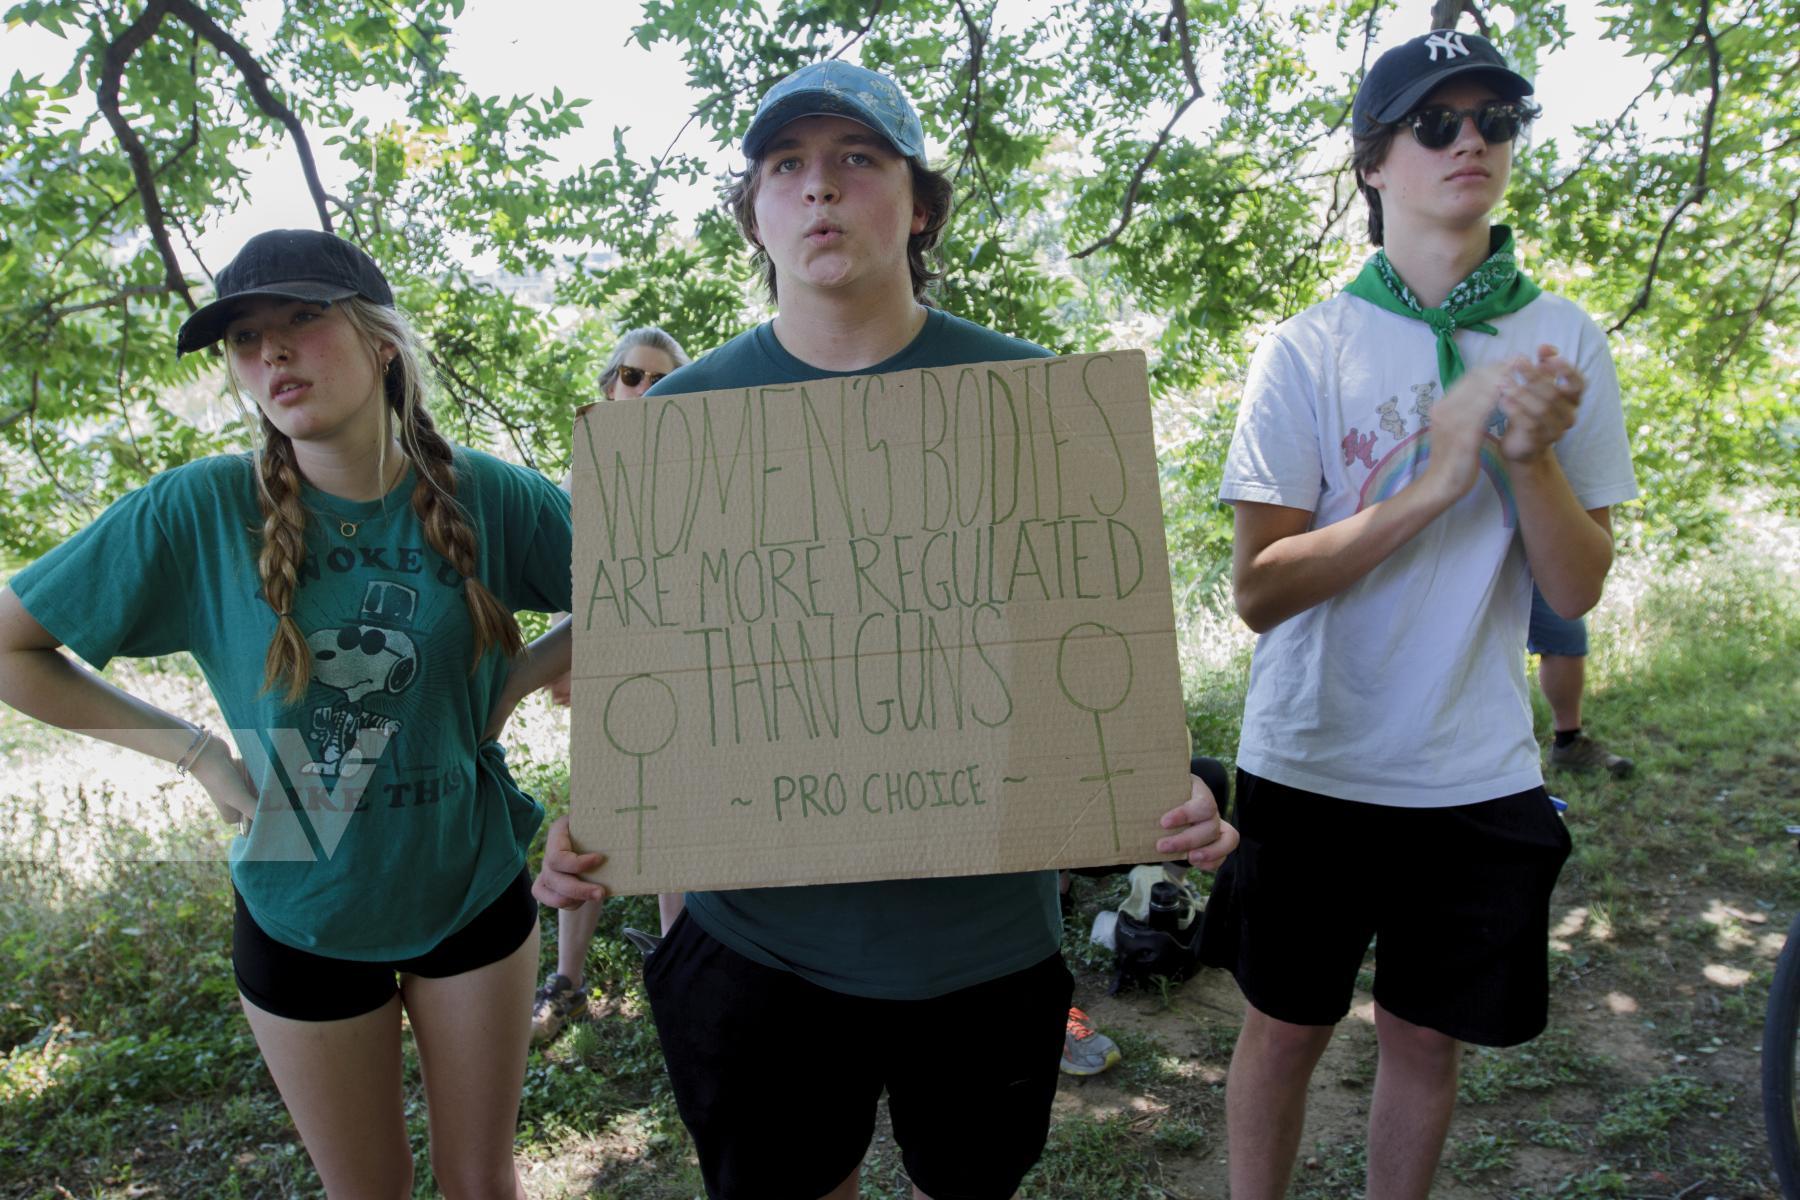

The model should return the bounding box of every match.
[569,350,1188,894]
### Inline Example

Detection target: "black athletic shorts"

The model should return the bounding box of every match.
[232,869,537,1022]
[1198,770,1570,1047]
[643,911,1073,1200]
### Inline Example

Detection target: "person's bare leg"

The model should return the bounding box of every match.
[1366,1002,1460,1200]
[404,924,539,1200]
[816,1164,858,1200]
[1538,652,1585,733]
[239,993,411,1199]
[658,891,686,935]
[1225,1003,1336,1200]
[554,898,604,986]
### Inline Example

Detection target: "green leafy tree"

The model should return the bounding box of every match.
[0,0,737,560]
[3,0,1795,585]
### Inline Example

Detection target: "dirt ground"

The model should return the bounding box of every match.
[1032,883,1784,1200]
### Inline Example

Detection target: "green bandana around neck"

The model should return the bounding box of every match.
[1343,225,1541,389]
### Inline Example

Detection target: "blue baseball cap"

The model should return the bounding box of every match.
[742,61,927,164]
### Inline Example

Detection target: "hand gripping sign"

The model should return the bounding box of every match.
[568,351,1189,894]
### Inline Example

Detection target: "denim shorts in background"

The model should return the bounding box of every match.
[1527,585,1589,657]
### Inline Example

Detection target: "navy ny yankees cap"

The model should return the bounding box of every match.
[1353,29,1533,135]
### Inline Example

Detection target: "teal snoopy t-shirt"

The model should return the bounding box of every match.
[10,449,572,960]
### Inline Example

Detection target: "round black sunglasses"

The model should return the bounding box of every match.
[1401,101,1529,150]
[616,365,668,389]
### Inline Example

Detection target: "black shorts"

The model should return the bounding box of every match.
[643,911,1073,1200]
[232,870,537,1022]
[1198,770,1570,1047]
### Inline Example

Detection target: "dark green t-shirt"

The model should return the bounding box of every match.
[11,449,572,960]
[646,308,1063,1000]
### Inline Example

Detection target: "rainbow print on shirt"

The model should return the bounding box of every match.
[1357,429,1519,527]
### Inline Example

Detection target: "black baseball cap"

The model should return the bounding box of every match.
[1353,30,1533,136]
[176,229,393,356]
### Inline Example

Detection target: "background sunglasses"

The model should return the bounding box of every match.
[616,365,668,388]
[1402,102,1527,150]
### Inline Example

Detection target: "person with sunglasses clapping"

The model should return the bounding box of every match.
[530,325,692,1044]
[1198,29,1636,1200]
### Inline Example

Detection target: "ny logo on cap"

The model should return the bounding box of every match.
[1424,31,1470,61]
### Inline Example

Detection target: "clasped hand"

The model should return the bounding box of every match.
[1426,345,1584,501]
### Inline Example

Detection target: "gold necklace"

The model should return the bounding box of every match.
[313,457,404,539]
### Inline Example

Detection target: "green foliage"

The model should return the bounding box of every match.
[1595,1074,1729,1152]
[1444,1121,1519,1180]
[2,0,1797,584]
[1024,1112,1162,1198]
[1512,0,1800,546]
[1458,1026,1605,1103]
[0,0,702,555]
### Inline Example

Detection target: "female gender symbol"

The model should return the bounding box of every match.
[1056,622,1135,852]
[603,673,679,874]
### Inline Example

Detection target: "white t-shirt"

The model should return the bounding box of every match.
[1221,290,1638,807]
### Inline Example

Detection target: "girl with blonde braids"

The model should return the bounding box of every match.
[0,229,576,1198]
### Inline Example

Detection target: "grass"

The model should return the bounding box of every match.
[1457,1028,1605,1104]
[2,522,1797,1197]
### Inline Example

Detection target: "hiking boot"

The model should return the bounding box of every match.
[530,974,589,1043]
[1549,732,1634,779]
[1061,1007,1121,1077]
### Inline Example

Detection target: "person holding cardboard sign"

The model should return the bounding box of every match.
[1200,31,1636,1200]
[532,61,1237,1200]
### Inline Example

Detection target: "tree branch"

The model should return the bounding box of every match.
[1546,35,1697,197]
[1429,1,1491,35]
[46,123,199,285]
[1166,0,1202,97]
[363,0,453,85]
[174,218,214,284]
[1610,0,1721,335]
[163,0,333,231]
[427,350,537,468]
[26,371,91,512]
[1070,89,1202,260]
[115,305,147,473]
[950,0,1006,223]
[1713,197,1798,371]
[94,0,195,312]
[828,0,886,61]
[48,283,179,320]
[1067,2,1208,260]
